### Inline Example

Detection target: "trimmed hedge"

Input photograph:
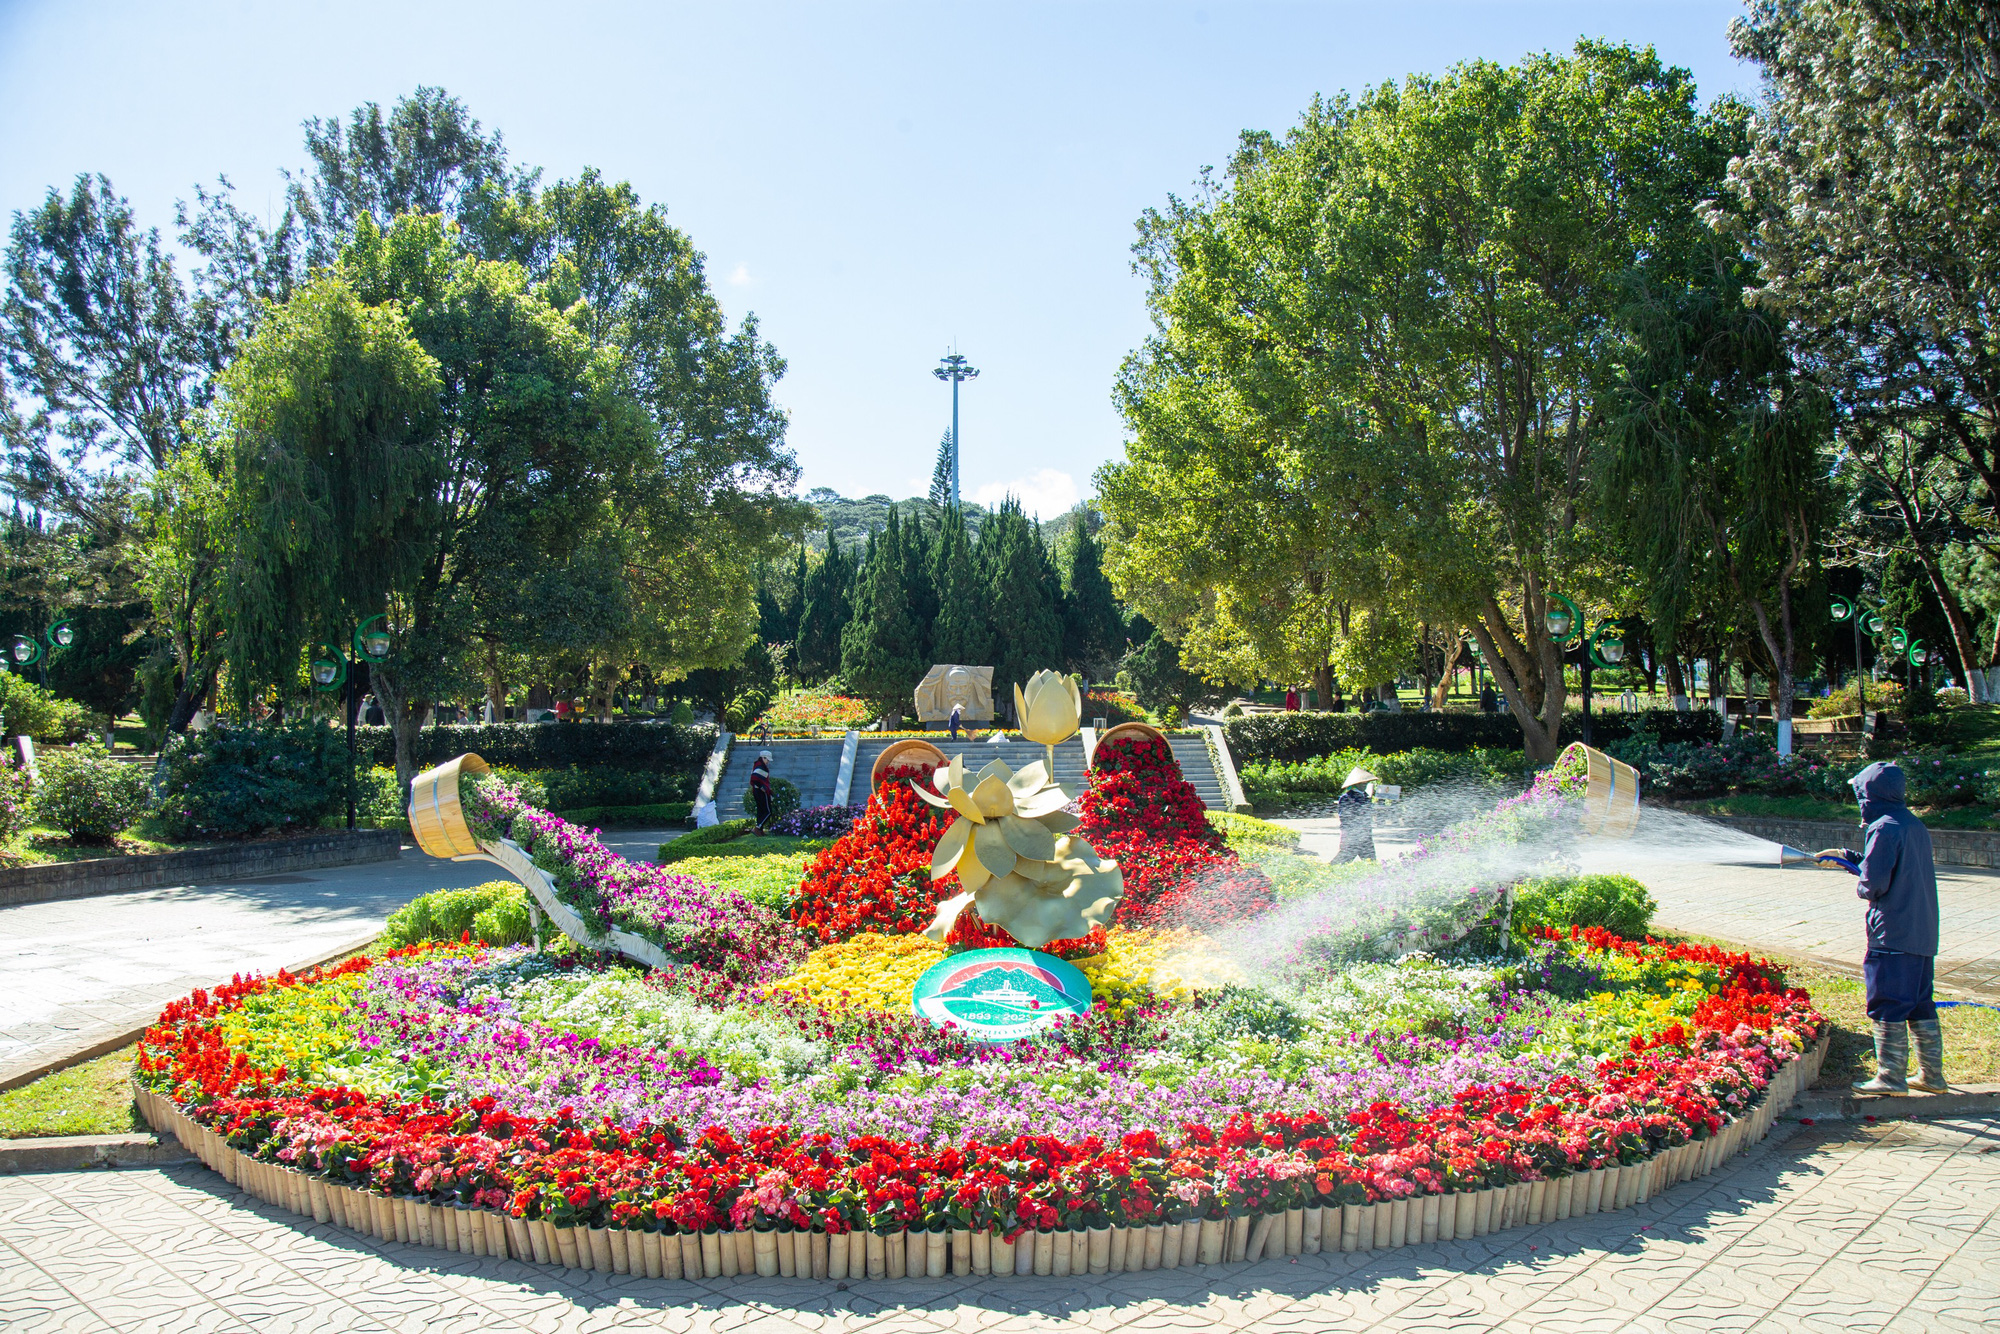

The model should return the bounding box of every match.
[658,819,755,862]
[356,721,716,773]
[1223,708,1722,763]
[554,801,694,827]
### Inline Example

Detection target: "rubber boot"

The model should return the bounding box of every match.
[1851,1020,1909,1095]
[1908,1019,1948,1093]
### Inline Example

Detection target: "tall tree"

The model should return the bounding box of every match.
[1603,182,1834,751]
[1104,42,1725,761]
[899,505,938,663]
[1056,512,1124,682]
[796,535,853,682]
[929,505,990,667]
[928,430,955,508]
[841,512,925,712]
[1726,0,2000,689]
[980,499,1063,716]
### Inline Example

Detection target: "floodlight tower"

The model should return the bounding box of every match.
[932,351,980,507]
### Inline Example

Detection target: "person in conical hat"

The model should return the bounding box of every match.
[1336,768,1377,862]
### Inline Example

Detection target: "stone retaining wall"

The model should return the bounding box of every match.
[1695,814,2000,870]
[0,829,403,907]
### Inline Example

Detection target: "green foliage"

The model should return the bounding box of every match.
[33,739,147,843]
[1510,874,1657,940]
[553,802,693,827]
[741,776,800,821]
[666,851,810,916]
[152,721,346,839]
[796,536,854,683]
[1225,708,1720,762]
[981,499,1064,715]
[1243,747,1527,804]
[928,506,991,668]
[382,880,533,948]
[658,819,755,861]
[0,760,33,844]
[355,721,714,773]
[1205,809,1301,853]
[841,513,926,710]
[0,673,92,742]
[508,765,691,809]
[1058,517,1124,680]
[1808,678,1902,719]
[1119,630,1225,720]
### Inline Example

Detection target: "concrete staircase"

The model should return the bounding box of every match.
[710,730,1240,817]
[711,737,847,819]
[1167,735,1231,810]
[858,736,1090,799]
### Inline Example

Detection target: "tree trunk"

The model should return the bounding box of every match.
[1313,663,1333,712]
[370,666,421,794]
[1470,608,1563,767]
[1664,654,1689,709]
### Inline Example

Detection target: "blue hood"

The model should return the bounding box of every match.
[1851,761,1906,820]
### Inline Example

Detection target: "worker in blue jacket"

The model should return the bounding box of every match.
[1818,761,1946,1095]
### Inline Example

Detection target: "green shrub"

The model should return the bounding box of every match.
[1224,709,1718,763]
[1241,747,1526,805]
[658,819,755,862]
[152,721,346,839]
[34,740,148,842]
[1510,874,1657,940]
[0,674,92,742]
[355,721,716,773]
[1206,810,1300,852]
[555,801,693,827]
[0,760,33,844]
[1808,678,1902,718]
[532,765,691,809]
[382,881,532,947]
[742,776,801,821]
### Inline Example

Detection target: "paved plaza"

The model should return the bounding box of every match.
[2,1114,1995,1333]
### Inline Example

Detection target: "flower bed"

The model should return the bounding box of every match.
[134,741,1828,1282]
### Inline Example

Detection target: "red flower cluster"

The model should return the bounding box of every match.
[1078,734,1276,930]
[790,766,956,944]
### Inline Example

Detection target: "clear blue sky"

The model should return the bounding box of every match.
[1,1,1755,516]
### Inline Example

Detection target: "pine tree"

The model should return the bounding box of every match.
[842,511,925,712]
[795,535,852,683]
[928,430,956,508]
[1058,515,1124,682]
[900,507,938,663]
[930,506,991,667]
[980,499,1063,717]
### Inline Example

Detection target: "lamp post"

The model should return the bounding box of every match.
[1830,598,1867,714]
[932,351,980,508]
[312,615,393,830]
[1543,595,1628,746]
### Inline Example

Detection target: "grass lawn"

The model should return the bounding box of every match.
[1656,929,2000,1090]
[0,1048,143,1139]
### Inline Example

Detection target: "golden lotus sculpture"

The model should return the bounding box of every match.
[916,668,1122,949]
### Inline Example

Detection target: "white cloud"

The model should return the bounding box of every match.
[972,469,1079,519]
[727,263,752,286]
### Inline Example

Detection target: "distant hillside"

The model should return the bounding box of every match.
[802,490,1088,553]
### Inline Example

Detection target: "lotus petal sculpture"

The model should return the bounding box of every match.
[915,752,1122,949]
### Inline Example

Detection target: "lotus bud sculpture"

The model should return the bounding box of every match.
[1015,668,1082,772]
[914,752,1123,949]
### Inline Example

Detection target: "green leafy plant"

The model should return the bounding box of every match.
[1509,873,1657,940]
[34,739,148,843]
[152,721,346,839]
[381,880,533,947]
[741,775,801,822]
[658,818,755,862]
[0,673,92,742]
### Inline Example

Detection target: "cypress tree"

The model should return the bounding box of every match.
[980,499,1063,718]
[841,511,924,712]
[930,505,991,667]
[1058,516,1123,682]
[795,535,852,683]
[900,506,939,663]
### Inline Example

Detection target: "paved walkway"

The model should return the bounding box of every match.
[0,830,676,1088]
[3,1114,1994,1332]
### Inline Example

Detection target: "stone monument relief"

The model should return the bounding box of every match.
[913,663,995,723]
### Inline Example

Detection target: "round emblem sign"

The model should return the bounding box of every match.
[910,948,1094,1042]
